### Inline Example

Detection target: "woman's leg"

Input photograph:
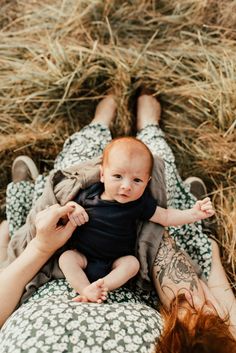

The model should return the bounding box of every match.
[136,94,212,279]
[6,95,116,235]
[54,95,116,170]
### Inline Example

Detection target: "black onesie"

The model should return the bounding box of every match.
[70,182,157,282]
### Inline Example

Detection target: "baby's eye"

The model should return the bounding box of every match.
[134,178,142,183]
[113,174,122,179]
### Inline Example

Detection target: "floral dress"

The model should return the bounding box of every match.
[1,123,212,352]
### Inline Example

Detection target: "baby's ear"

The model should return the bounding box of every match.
[99,165,104,183]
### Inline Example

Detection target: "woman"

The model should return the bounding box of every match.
[0,93,235,352]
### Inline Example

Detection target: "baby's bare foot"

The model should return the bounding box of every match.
[72,295,89,303]
[137,94,161,130]
[91,95,117,126]
[73,279,108,303]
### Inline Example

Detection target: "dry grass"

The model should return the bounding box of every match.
[0,0,235,285]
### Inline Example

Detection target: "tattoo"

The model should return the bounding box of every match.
[153,233,199,292]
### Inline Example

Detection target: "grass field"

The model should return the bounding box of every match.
[0,0,235,286]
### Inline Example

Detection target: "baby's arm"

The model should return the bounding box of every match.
[150,197,215,227]
[66,201,89,226]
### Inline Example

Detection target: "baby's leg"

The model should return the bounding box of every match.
[59,250,107,303]
[59,249,88,291]
[103,255,140,291]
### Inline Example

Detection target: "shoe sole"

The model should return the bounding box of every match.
[184,176,207,193]
[12,155,39,181]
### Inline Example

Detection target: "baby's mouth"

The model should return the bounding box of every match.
[119,193,129,198]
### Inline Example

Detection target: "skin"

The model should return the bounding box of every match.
[152,233,236,338]
[100,142,151,203]
[0,204,77,328]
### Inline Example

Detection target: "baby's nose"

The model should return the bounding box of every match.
[121,180,131,190]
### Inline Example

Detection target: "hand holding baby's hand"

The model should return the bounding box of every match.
[66,201,89,226]
[193,197,215,220]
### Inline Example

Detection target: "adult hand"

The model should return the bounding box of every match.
[34,203,77,254]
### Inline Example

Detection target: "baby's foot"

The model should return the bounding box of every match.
[72,295,89,303]
[137,94,161,130]
[91,95,117,126]
[73,279,108,303]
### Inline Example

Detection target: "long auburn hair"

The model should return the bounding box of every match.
[155,294,236,353]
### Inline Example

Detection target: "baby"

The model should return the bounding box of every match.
[59,137,214,303]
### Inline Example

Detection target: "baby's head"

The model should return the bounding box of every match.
[100,137,153,203]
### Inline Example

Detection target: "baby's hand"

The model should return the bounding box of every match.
[66,201,89,227]
[192,197,215,220]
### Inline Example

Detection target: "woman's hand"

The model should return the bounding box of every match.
[0,203,78,327]
[33,203,77,254]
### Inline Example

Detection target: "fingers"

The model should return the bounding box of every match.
[72,295,89,303]
[67,204,89,226]
[185,291,203,310]
[68,212,89,226]
[43,203,76,220]
[196,197,215,217]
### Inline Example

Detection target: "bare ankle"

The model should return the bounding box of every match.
[91,95,117,126]
[137,94,161,130]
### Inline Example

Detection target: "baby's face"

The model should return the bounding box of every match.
[100,147,151,203]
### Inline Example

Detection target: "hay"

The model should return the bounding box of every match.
[0,0,235,285]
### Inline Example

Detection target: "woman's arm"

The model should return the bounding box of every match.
[152,232,206,308]
[207,239,236,337]
[152,233,235,337]
[0,203,76,328]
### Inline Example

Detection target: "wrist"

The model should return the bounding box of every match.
[30,238,55,258]
[190,208,200,222]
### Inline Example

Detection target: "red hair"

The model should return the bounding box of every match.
[102,137,154,175]
[155,295,236,353]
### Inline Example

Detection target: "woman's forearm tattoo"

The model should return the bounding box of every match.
[153,234,199,292]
